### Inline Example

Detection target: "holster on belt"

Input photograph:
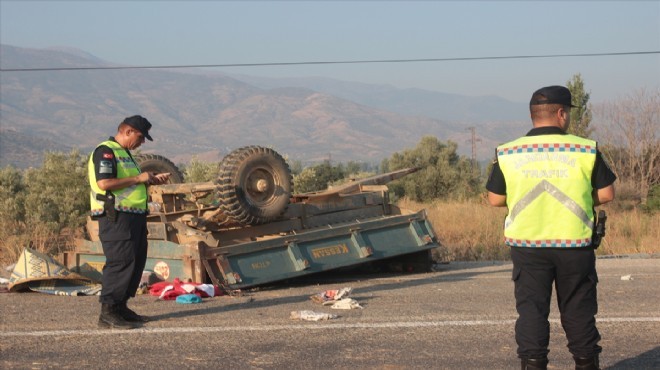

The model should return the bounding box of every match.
[591,210,607,248]
[96,193,117,222]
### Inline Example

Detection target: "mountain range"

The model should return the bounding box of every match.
[0,44,530,169]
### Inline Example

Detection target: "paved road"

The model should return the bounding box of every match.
[1,258,659,369]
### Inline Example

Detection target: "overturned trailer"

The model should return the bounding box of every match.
[63,146,441,291]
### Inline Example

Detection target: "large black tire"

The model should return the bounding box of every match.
[134,154,184,184]
[217,146,292,225]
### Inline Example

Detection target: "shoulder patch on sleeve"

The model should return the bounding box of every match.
[99,160,114,174]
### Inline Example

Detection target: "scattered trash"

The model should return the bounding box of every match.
[290,310,338,321]
[330,298,363,310]
[0,278,9,284]
[7,248,101,295]
[176,294,203,304]
[310,287,353,304]
[621,274,633,281]
[195,284,217,297]
[310,287,363,309]
[150,278,222,300]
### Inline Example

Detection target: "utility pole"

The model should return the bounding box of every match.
[466,127,481,170]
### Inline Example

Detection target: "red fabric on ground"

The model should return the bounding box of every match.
[148,278,222,300]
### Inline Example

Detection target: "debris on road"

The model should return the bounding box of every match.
[310,287,353,304]
[621,274,634,281]
[176,294,203,304]
[310,287,363,309]
[290,310,338,321]
[8,247,101,295]
[149,278,222,300]
[329,298,363,310]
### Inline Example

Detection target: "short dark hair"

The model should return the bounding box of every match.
[530,103,564,121]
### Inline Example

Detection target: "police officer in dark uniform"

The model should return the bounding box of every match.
[486,86,616,370]
[88,115,170,329]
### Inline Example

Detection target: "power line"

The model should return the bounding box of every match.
[1,51,659,73]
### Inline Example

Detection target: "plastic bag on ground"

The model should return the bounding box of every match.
[330,298,363,310]
[290,310,338,321]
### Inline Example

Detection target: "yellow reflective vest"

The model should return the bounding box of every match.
[88,140,147,216]
[497,134,596,247]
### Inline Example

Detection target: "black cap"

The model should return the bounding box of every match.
[122,115,153,141]
[529,85,576,107]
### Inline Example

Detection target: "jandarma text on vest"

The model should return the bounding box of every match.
[513,153,577,169]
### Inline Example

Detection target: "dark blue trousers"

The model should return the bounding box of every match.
[510,246,601,359]
[98,212,148,305]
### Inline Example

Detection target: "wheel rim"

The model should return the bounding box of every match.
[245,167,278,206]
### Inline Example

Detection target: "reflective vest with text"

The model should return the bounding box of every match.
[497,134,596,248]
[88,140,147,216]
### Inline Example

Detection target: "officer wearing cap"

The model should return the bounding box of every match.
[486,86,616,370]
[88,115,170,329]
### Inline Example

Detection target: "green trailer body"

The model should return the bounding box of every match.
[65,208,437,290]
[199,209,437,289]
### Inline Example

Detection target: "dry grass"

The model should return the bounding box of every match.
[0,222,77,268]
[599,204,660,255]
[398,197,660,261]
[399,197,509,261]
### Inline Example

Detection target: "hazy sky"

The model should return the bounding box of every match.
[1,0,659,102]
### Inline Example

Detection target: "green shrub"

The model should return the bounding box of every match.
[182,157,219,183]
[642,184,660,213]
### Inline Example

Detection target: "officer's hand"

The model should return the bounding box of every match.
[136,172,151,184]
[150,172,171,185]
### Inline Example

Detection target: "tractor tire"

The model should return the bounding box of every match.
[134,154,184,184]
[217,146,292,225]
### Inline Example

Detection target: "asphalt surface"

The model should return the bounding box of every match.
[1,257,659,370]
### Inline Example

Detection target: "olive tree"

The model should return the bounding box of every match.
[22,150,89,232]
[183,156,219,183]
[382,136,481,202]
[0,151,88,262]
[293,160,346,193]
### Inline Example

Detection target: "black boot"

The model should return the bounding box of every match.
[521,357,548,370]
[574,355,600,370]
[116,301,150,323]
[98,303,138,329]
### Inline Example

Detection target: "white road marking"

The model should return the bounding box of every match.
[2,317,659,338]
